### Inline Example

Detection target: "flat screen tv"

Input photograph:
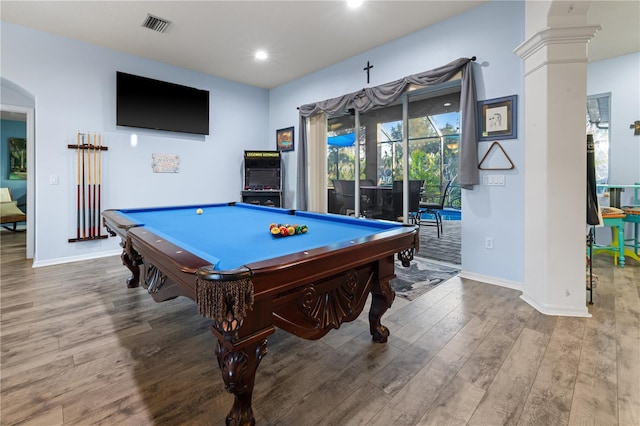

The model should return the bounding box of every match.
[116,71,210,135]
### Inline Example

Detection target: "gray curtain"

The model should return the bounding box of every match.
[296,113,308,210]
[297,57,479,209]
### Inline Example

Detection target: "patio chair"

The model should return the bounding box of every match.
[419,180,452,238]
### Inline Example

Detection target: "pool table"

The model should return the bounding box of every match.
[102,202,418,425]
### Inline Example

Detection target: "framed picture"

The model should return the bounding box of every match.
[276,126,295,152]
[151,153,180,173]
[8,137,27,180]
[477,95,517,141]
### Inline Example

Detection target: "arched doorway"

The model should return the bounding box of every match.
[1,78,36,259]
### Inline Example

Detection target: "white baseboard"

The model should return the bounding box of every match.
[458,270,523,291]
[519,293,592,318]
[32,249,121,268]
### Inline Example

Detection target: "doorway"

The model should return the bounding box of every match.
[325,83,463,265]
[1,104,35,259]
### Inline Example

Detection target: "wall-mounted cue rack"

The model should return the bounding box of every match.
[67,132,109,243]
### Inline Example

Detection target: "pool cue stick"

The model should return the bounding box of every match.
[87,133,93,238]
[92,133,97,238]
[90,133,96,238]
[81,133,87,240]
[97,133,102,237]
[76,132,81,241]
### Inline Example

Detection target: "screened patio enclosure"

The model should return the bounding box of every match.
[326,83,463,219]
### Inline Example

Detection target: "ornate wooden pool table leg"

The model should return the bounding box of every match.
[369,277,395,343]
[195,269,273,426]
[215,337,268,426]
[121,236,142,288]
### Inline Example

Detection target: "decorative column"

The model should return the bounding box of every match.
[515,19,600,316]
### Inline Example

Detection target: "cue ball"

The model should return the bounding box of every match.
[196,208,203,215]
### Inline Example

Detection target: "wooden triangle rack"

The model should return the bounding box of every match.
[478,141,514,170]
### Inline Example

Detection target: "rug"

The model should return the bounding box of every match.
[391,256,460,301]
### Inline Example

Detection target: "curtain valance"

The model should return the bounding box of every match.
[299,57,474,117]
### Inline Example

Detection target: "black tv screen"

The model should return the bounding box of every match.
[247,169,280,189]
[116,72,210,135]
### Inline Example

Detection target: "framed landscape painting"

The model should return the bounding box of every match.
[9,137,27,180]
[276,127,294,152]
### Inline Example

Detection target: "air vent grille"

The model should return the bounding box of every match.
[142,14,171,33]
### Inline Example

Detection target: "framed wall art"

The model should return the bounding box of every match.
[151,153,180,173]
[276,126,294,152]
[477,95,517,141]
[8,137,27,180]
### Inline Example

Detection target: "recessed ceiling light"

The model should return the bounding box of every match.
[255,50,268,60]
[444,102,452,107]
[347,0,364,9]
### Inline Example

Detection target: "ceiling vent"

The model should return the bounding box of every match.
[142,14,171,33]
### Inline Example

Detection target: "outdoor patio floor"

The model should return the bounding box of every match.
[416,219,461,265]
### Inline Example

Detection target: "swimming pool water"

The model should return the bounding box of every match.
[421,208,461,221]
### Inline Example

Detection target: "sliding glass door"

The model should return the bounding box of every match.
[326,82,462,218]
[407,85,461,207]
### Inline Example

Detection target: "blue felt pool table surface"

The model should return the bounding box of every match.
[116,203,405,271]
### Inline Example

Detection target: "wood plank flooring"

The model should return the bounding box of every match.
[1,230,638,425]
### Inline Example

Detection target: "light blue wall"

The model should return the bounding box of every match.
[587,52,640,189]
[270,1,526,284]
[1,21,270,264]
[0,119,27,202]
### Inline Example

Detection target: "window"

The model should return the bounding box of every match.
[377,120,402,185]
[366,88,461,202]
[326,113,366,185]
[586,93,610,189]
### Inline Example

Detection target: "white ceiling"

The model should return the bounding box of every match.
[1,1,639,90]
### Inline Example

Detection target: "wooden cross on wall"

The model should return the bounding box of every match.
[363,61,373,84]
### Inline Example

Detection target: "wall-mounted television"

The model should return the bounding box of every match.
[116,71,210,135]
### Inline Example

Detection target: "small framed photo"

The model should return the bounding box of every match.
[276,126,295,152]
[477,95,517,141]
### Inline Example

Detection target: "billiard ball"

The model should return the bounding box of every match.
[196,208,203,215]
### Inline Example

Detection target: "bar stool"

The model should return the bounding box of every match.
[591,207,626,267]
[618,184,640,263]
[622,206,640,260]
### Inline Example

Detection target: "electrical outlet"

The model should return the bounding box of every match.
[485,237,494,249]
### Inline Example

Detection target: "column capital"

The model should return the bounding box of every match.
[514,25,601,60]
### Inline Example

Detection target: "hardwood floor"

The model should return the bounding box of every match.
[1,230,638,425]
